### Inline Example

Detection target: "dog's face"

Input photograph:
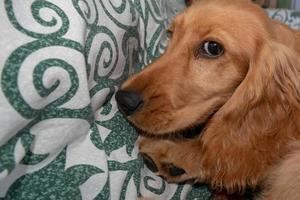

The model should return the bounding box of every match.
[116,0,300,193]
[117,0,270,135]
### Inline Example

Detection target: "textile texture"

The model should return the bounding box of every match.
[0,0,299,199]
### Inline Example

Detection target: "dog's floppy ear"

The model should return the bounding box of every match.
[200,40,300,192]
[201,41,300,191]
[222,40,300,129]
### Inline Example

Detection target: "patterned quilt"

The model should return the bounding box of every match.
[0,0,299,199]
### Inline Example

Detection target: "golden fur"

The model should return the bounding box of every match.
[120,0,300,199]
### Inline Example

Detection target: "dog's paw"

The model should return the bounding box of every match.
[140,152,186,176]
[138,137,202,183]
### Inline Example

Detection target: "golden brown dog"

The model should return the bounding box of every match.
[115,0,300,199]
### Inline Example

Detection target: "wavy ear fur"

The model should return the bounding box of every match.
[223,40,300,124]
[201,40,300,192]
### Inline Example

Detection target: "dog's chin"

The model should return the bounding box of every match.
[136,112,216,140]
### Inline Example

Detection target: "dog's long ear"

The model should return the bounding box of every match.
[199,40,300,192]
[221,40,300,130]
[202,41,300,191]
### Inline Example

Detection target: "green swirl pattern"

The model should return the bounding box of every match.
[0,0,299,199]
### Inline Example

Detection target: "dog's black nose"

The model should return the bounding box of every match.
[115,90,144,116]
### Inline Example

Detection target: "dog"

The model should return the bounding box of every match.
[115,0,300,199]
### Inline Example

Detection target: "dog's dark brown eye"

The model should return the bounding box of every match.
[199,41,224,58]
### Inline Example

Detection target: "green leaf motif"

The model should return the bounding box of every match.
[186,184,211,200]
[19,131,49,166]
[4,149,103,200]
[94,179,110,200]
[108,159,143,199]
[95,112,138,156]
[170,185,184,200]
[0,125,48,173]
[143,176,166,195]
[0,0,216,199]
[0,137,18,173]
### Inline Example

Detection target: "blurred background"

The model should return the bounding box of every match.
[253,0,300,9]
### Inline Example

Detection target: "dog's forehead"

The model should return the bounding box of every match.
[170,1,271,55]
[174,1,269,37]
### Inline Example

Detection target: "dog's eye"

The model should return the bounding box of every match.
[199,41,224,58]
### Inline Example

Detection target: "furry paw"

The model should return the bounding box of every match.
[138,137,201,183]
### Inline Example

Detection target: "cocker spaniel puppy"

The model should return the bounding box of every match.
[116,0,300,199]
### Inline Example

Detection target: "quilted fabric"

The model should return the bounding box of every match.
[0,0,299,199]
[267,9,300,29]
[0,0,210,199]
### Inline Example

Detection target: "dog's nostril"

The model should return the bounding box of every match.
[168,164,186,176]
[115,90,144,116]
[140,153,158,173]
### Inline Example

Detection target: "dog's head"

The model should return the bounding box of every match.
[116,0,300,137]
